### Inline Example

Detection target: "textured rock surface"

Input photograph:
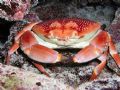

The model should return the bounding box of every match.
[113,0,120,4]
[30,2,68,20]
[0,62,120,90]
[107,8,120,43]
[30,2,115,26]
[106,8,120,75]
[80,77,120,90]
[0,0,38,21]
[45,0,112,7]
[0,63,73,90]
[71,0,111,7]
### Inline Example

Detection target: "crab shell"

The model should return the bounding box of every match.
[6,18,120,80]
[32,18,101,48]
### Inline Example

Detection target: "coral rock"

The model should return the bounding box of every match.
[106,8,120,75]
[0,0,38,21]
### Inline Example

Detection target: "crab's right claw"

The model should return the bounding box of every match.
[5,22,38,64]
[6,22,62,77]
[25,44,62,63]
[20,30,62,76]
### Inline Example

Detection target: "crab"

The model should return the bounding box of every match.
[6,18,120,80]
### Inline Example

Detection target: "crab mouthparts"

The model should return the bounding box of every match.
[49,38,79,46]
[56,39,71,46]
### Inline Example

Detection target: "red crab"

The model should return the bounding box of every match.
[6,18,120,80]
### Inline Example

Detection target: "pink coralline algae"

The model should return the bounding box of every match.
[0,0,38,21]
[108,23,120,43]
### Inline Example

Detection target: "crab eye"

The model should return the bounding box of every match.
[65,21,78,29]
[49,21,62,29]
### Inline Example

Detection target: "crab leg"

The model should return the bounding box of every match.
[109,35,120,68]
[15,22,38,41]
[32,62,50,77]
[6,41,19,64]
[90,52,107,80]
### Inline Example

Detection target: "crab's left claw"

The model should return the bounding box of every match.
[73,44,107,80]
[73,31,109,80]
[73,31,120,80]
[73,44,108,80]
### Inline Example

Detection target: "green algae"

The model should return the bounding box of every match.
[1,75,21,89]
